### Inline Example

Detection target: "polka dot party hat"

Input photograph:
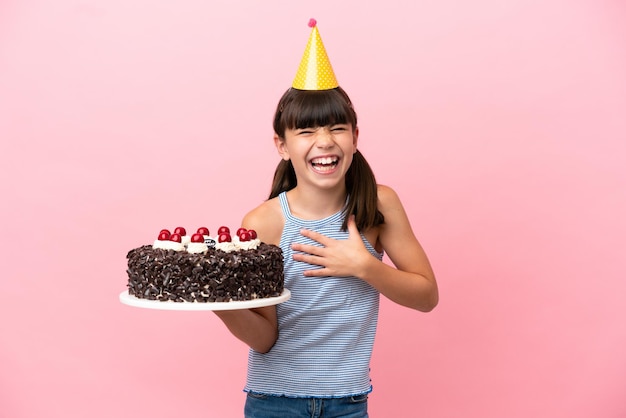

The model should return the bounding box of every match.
[292,18,339,90]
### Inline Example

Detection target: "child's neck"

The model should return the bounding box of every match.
[286,186,347,220]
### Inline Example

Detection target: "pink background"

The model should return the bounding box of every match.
[1,1,625,417]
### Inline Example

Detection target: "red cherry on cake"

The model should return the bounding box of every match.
[247,229,257,239]
[174,226,186,236]
[236,227,247,237]
[158,230,171,240]
[239,231,251,242]
[218,226,230,235]
[191,233,204,243]
[218,233,232,243]
[170,233,182,243]
[197,227,210,236]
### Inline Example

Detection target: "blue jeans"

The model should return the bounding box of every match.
[244,392,369,418]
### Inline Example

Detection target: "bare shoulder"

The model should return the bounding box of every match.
[357,185,406,253]
[376,184,415,244]
[241,197,284,246]
[377,184,404,212]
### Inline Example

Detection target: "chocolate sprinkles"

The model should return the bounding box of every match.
[126,244,284,303]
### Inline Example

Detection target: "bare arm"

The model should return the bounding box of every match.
[212,199,284,353]
[292,185,438,312]
[213,306,278,353]
[362,185,438,311]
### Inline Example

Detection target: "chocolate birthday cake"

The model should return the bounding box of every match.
[126,226,284,303]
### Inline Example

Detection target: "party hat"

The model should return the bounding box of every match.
[292,19,339,90]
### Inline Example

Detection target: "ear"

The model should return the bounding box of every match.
[274,134,290,161]
[352,127,359,153]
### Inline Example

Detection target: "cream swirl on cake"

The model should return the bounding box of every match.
[236,238,262,250]
[186,233,209,254]
[153,229,185,251]
[213,227,261,253]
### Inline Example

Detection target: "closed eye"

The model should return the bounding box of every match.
[295,128,316,135]
[331,124,349,132]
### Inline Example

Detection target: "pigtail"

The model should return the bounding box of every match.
[269,160,297,199]
[343,150,384,231]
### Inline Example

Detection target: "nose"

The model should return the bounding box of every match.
[315,127,334,148]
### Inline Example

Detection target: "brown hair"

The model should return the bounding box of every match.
[269,87,384,231]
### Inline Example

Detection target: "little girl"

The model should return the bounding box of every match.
[215,21,438,418]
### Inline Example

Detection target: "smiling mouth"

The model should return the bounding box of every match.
[310,156,339,172]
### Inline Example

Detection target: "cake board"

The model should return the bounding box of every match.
[119,289,290,311]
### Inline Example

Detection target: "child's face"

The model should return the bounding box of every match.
[276,124,358,190]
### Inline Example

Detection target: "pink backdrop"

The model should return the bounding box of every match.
[1,1,625,417]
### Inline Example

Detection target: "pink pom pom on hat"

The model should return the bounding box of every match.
[292,18,339,90]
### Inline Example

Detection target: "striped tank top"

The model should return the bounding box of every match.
[245,191,383,398]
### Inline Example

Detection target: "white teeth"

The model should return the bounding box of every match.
[311,157,338,165]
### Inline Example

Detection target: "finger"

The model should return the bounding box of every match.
[292,252,326,267]
[291,243,325,256]
[298,228,330,245]
[302,268,328,277]
[347,215,359,237]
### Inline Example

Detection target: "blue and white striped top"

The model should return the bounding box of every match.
[244,191,383,398]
